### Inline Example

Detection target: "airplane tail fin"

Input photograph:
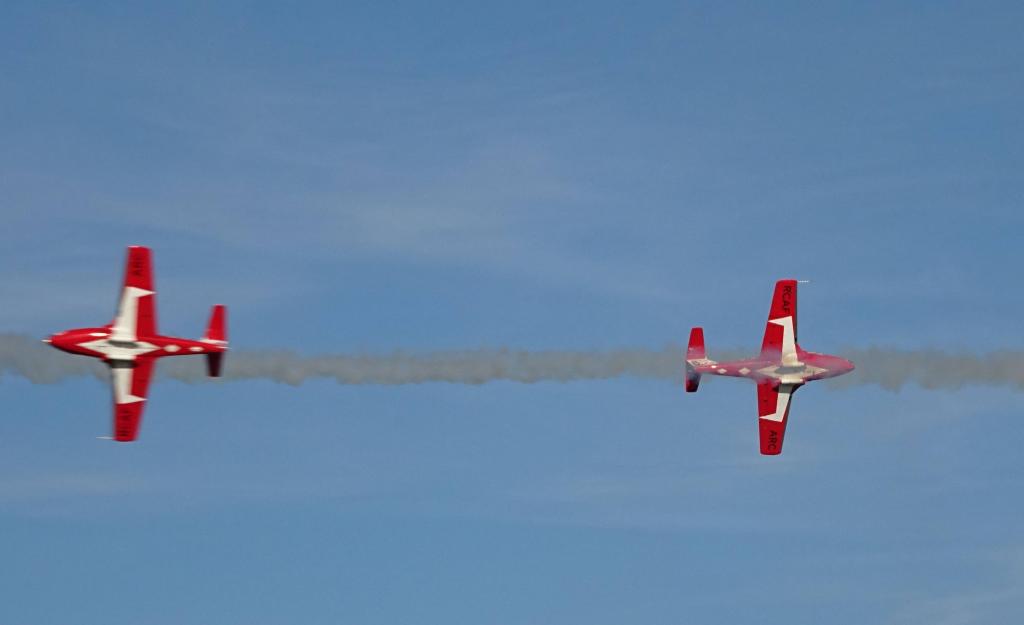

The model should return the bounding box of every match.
[206,353,224,377]
[203,305,227,377]
[204,305,227,342]
[685,327,707,392]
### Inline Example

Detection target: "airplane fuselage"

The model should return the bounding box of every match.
[690,349,854,387]
[47,327,225,363]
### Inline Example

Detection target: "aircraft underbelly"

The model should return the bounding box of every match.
[757,364,825,384]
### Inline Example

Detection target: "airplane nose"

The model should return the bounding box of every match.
[844,358,856,372]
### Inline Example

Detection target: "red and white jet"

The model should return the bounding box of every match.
[685,279,853,455]
[45,246,228,441]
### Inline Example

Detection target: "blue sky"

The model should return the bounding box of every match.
[1,2,1023,624]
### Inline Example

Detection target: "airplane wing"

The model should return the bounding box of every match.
[108,357,155,441]
[757,381,798,455]
[110,246,157,342]
[760,279,799,366]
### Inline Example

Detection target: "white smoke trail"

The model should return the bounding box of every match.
[826,347,1024,392]
[0,334,688,386]
[162,346,690,385]
[0,334,106,383]
[4,334,1024,391]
